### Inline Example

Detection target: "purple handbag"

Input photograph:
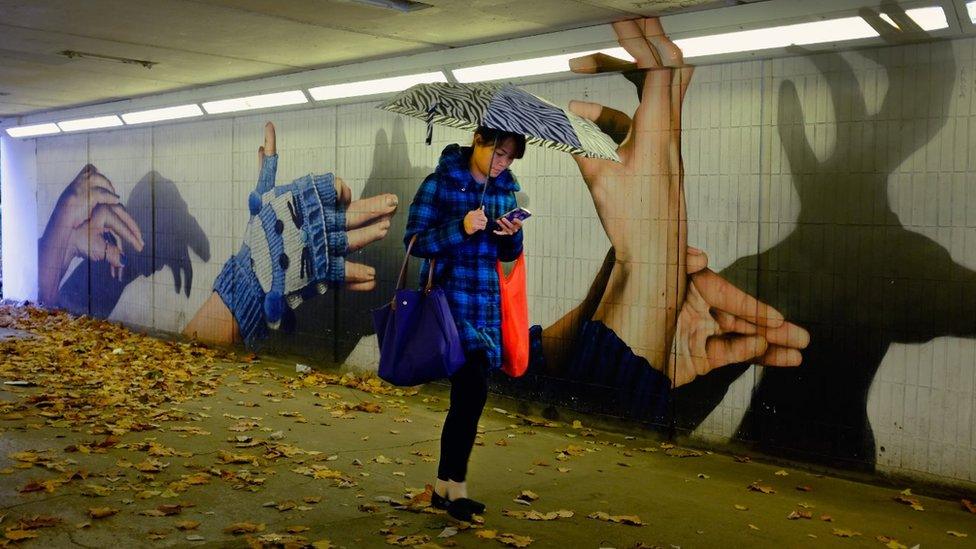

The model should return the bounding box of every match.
[372,236,465,386]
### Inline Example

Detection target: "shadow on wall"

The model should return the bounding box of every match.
[673,39,976,469]
[59,172,210,319]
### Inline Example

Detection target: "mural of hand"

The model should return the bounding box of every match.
[669,248,810,387]
[567,17,693,371]
[38,164,145,305]
[567,18,809,386]
[187,122,397,347]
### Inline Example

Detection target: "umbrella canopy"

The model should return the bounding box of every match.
[378,82,621,162]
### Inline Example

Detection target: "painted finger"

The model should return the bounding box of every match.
[691,269,785,327]
[346,218,391,252]
[706,335,768,370]
[263,122,276,155]
[344,261,376,283]
[107,204,145,250]
[344,280,377,292]
[758,345,803,367]
[758,320,811,350]
[83,168,118,196]
[89,187,122,208]
[712,309,758,335]
[334,176,352,206]
[93,205,144,253]
[642,18,683,67]
[686,246,708,274]
[346,194,398,229]
[568,100,633,144]
[568,52,637,75]
[613,19,658,69]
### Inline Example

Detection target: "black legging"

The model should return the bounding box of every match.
[437,351,489,482]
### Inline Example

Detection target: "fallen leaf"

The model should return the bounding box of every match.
[963,499,976,514]
[893,494,924,511]
[503,509,573,521]
[747,482,775,494]
[515,490,539,503]
[224,522,265,535]
[734,505,748,511]
[877,535,908,549]
[587,511,643,526]
[832,528,861,538]
[796,485,813,492]
[87,507,119,519]
[385,533,431,545]
[4,529,39,541]
[175,520,200,530]
[748,524,760,531]
[774,470,789,476]
[787,510,812,520]
[947,531,969,538]
[287,525,310,533]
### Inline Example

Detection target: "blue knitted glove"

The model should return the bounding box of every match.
[214,154,347,347]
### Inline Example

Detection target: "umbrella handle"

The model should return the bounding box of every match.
[425,102,439,145]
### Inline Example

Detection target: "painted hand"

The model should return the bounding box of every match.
[669,248,810,387]
[567,17,692,370]
[39,165,145,304]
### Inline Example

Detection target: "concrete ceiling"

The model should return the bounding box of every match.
[0,0,751,119]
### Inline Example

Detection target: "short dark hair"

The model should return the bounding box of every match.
[473,126,526,159]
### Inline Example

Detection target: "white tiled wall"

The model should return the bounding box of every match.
[25,35,976,483]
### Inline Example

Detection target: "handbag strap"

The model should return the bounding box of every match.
[394,236,438,305]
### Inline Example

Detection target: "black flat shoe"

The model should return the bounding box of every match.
[447,497,486,522]
[431,491,451,510]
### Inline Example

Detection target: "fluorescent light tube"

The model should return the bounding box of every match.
[57,115,123,132]
[6,123,61,138]
[202,90,307,114]
[674,6,947,58]
[969,1,976,23]
[452,48,633,83]
[122,104,203,125]
[309,71,448,101]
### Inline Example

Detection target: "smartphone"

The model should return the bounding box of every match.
[497,206,532,225]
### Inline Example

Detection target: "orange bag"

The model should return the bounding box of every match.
[497,252,529,377]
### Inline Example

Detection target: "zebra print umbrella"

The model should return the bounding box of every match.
[378,82,621,162]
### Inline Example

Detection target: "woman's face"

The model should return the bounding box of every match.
[471,135,519,179]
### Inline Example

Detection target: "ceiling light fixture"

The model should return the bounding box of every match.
[309,71,448,101]
[346,0,432,12]
[6,123,61,138]
[202,91,308,114]
[673,6,947,58]
[57,115,123,132]
[121,104,204,125]
[452,49,633,83]
[59,50,157,69]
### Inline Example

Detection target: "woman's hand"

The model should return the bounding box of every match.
[493,217,522,236]
[463,207,488,235]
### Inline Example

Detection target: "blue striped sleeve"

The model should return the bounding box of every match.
[404,175,468,258]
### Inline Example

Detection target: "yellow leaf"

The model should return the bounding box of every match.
[87,507,119,519]
[4,529,39,541]
[947,531,968,538]
[832,528,861,538]
[175,520,200,530]
[223,522,265,534]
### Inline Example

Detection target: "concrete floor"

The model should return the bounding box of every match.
[1,352,975,548]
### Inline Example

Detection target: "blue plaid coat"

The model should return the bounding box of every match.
[404,144,523,370]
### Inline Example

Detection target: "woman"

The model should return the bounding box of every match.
[404,126,526,522]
